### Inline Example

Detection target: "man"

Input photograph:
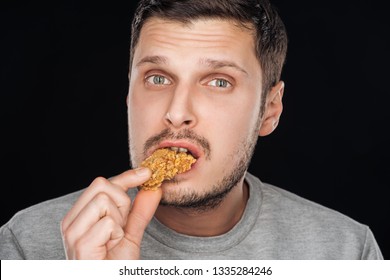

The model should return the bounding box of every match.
[0,0,383,259]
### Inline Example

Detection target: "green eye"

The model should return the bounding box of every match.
[216,79,228,87]
[208,78,231,88]
[153,75,165,84]
[146,75,171,85]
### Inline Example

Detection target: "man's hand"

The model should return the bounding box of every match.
[61,167,162,259]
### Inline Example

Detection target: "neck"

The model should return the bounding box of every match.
[154,178,249,237]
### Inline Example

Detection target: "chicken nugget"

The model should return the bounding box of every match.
[140,148,196,190]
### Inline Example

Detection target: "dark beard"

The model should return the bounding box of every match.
[159,155,249,213]
[159,130,258,213]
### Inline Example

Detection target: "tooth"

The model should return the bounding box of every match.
[178,148,188,153]
[170,147,179,151]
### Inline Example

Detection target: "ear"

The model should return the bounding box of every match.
[259,81,285,136]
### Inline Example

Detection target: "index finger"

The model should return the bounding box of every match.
[62,168,152,232]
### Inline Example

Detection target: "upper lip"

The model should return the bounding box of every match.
[146,140,202,159]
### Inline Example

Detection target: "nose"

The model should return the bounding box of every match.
[164,85,197,129]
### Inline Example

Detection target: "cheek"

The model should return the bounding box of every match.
[205,97,260,145]
[128,80,167,127]
[199,103,258,176]
[127,87,166,162]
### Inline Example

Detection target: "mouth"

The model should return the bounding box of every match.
[165,146,197,159]
[140,144,198,190]
[147,141,202,160]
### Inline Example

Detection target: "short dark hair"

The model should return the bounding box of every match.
[130,0,288,114]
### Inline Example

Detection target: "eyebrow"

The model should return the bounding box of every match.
[136,55,168,67]
[200,58,249,76]
[135,55,248,76]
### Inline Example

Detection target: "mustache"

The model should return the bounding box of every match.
[143,128,211,159]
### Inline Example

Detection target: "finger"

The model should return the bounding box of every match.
[71,216,124,260]
[109,167,152,191]
[124,188,162,248]
[62,192,125,250]
[62,176,132,231]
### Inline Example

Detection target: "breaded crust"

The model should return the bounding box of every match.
[140,148,196,190]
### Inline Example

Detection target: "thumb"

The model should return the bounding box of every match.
[109,167,152,192]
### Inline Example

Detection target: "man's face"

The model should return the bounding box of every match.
[127,18,264,207]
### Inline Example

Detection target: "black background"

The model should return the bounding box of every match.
[1,0,389,259]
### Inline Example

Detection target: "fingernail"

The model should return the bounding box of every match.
[135,167,150,177]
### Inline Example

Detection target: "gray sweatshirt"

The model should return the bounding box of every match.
[0,173,383,259]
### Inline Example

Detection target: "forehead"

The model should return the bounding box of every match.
[133,18,259,70]
[140,17,254,38]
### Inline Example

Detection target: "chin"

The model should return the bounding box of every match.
[160,179,192,194]
[159,180,201,202]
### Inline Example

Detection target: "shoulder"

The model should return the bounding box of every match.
[6,189,83,230]
[0,190,83,259]
[245,173,383,259]
[246,172,364,229]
